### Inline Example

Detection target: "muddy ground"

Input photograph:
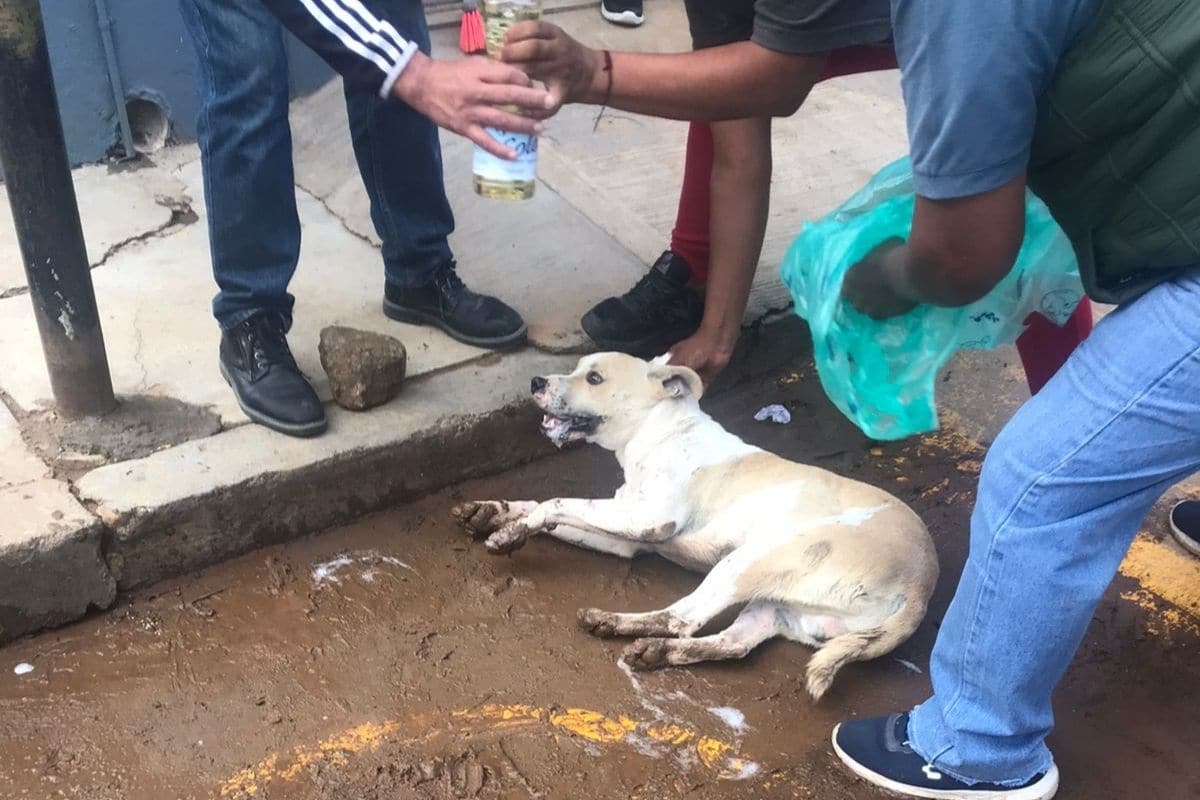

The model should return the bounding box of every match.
[1,362,1197,800]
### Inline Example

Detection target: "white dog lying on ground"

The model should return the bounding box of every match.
[452,353,938,699]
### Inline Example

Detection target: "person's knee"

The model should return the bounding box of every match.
[973,401,1064,529]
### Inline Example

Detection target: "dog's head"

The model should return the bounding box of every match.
[531,353,704,450]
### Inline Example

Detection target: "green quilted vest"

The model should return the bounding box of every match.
[1028,0,1200,304]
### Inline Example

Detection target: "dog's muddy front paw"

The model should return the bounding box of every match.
[484,522,531,555]
[577,608,620,638]
[623,639,674,671]
[452,501,511,537]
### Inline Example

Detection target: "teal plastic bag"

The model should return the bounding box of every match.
[781,156,1083,441]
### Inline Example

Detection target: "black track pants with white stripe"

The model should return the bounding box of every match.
[257,0,419,97]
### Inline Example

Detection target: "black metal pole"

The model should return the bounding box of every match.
[0,0,116,418]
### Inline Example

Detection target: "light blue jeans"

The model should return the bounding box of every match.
[908,270,1200,785]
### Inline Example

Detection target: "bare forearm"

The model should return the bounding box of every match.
[593,46,822,120]
[843,178,1029,319]
[703,118,772,336]
[507,28,826,121]
[882,183,1028,307]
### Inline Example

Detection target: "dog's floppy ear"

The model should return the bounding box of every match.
[650,363,704,400]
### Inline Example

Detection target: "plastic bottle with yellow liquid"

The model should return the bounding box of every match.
[472,0,542,200]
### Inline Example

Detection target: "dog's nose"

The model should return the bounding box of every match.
[531,376,548,395]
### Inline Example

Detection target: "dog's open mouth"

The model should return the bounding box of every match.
[540,412,600,448]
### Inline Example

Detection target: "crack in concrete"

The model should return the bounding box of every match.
[0,198,198,302]
[90,199,198,270]
[296,183,380,250]
[131,304,150,392]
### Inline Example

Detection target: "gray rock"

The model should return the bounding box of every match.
[319,326,407,411]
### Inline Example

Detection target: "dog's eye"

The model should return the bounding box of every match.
[586,371,604,386]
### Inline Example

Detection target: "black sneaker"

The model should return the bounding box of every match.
[1170,500,1200,557]
[581,251,704,357]
[219,312,328,438]
[832,714,1059,800]
[383,261,527,349]
[601,0,644,27]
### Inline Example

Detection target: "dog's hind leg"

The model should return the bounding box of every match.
[621,602,784,670]
[579,546,754,639]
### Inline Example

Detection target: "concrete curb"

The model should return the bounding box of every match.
[0,480,116,641]
[78,315,806,595]
[75,349,575,592]
[1,402,117,641]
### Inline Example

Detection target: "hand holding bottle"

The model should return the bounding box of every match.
[501,21,604,113]
[392,52,553,159]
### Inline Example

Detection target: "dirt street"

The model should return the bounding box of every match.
[1,361,1197,800]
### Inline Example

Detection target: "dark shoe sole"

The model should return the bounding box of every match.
[219,361,329,438]
[382,298,528,350]
[580,310,700,359]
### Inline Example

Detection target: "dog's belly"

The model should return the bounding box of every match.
[654,531,741,572]
[651,484,808,571]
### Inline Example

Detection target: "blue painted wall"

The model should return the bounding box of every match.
[43,0,333,166]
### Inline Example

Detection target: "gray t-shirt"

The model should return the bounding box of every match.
[683,0,890,52]
[892,0,1102,199]
[753,0,892,54]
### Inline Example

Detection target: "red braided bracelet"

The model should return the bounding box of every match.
[593,49,613,132]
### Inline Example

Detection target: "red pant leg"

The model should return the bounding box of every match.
[1015,301,1094,394]
[668,121,715,285]
[820,44,898,80]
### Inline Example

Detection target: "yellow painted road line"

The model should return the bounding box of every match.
[219,703,756,798]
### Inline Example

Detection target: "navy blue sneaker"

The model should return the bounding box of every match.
[832,714,1059,799]
[1169,500,1200,557]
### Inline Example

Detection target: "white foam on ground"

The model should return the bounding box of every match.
[724,760,761,780]
[311,552,413,585]
[707,706,748,733]
[617,659,760,779]
[617,658,673,721]
[13,663,33,676]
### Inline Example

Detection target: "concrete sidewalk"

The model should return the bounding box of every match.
[0,1,910,641]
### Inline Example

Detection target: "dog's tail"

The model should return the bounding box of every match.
[804,597,927,701]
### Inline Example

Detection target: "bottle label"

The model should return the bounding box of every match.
[473,128,538,183]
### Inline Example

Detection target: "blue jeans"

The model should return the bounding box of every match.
[908,270,1200,785]
[179,0,455,330]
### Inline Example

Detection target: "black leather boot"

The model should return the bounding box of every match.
[383,261,527,349]
[219,312,327,437]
